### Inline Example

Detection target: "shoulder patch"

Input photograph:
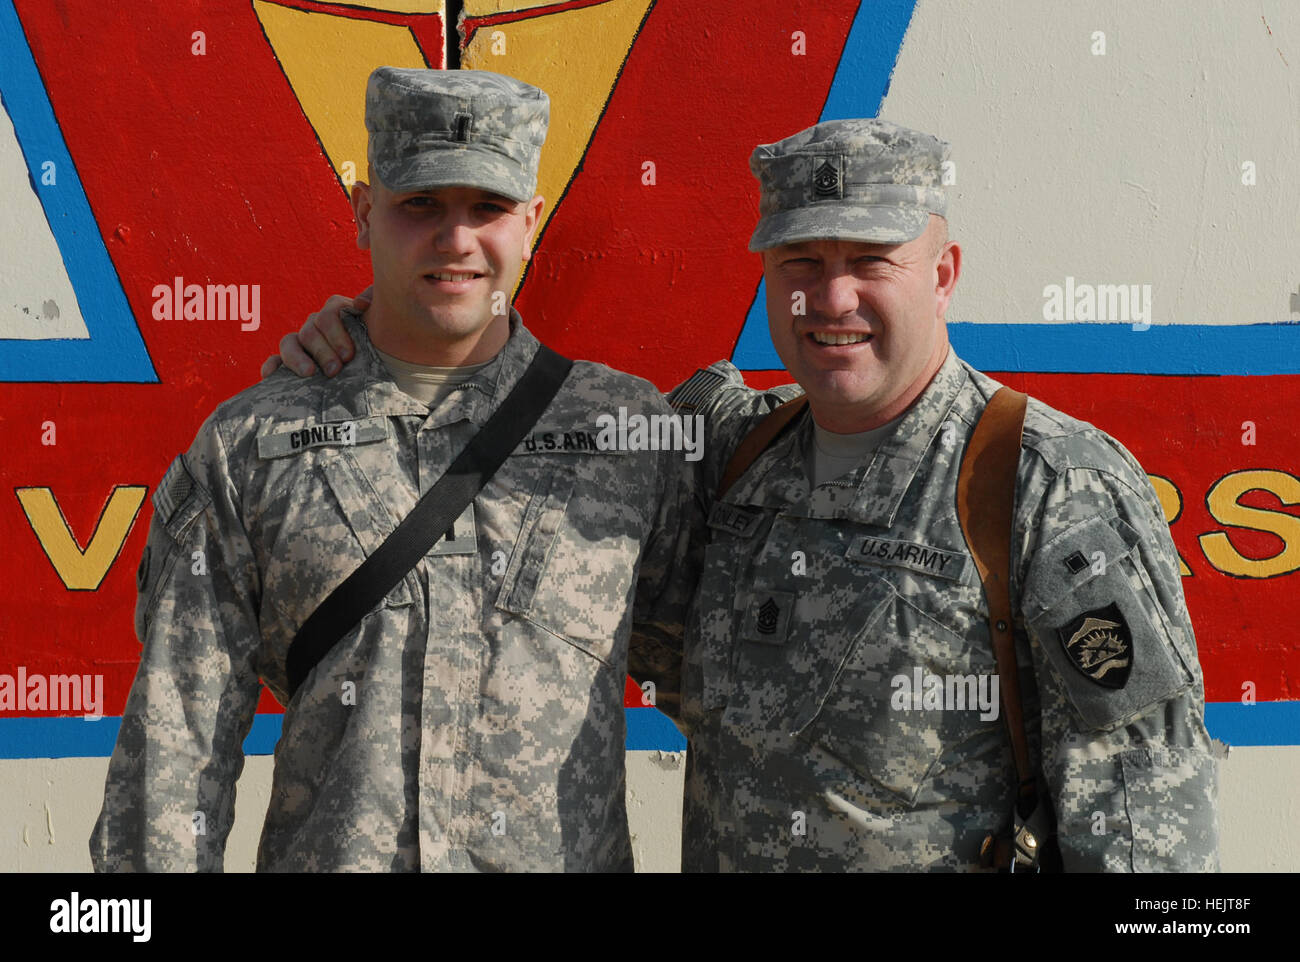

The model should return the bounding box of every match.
[1057,602,1133,688]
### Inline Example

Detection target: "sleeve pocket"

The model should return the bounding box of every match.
[1121,745,1220,872]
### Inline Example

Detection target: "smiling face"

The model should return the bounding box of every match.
[761,215,960,433]
[351,178,543,364]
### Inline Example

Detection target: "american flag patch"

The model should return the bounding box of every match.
[153,455,193,524]
[666,367,729,413]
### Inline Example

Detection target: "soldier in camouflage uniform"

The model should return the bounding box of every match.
[91,68,691,872]
[274,118,1220,872]
[655,119,1220,871]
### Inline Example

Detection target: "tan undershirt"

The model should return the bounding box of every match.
[807,416,902,489]
[373,344,494,408]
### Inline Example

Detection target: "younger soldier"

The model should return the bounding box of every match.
[91,68,691,872]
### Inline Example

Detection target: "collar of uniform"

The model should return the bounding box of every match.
[719,346,969,526]
[825,345,969,526]
[323,308,539,427]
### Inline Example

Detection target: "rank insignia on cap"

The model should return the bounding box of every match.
[812,158,841,198]
[1056,603,1132,688]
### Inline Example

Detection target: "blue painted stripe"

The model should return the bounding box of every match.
[624,707,687,752]
[0,709,689,758]
[0,0,156,382]
[729,0,1300,378]
[734,321,1300,375]
[1204,701,1300,748]
[0,702,1288,756]
[0,714,285,759]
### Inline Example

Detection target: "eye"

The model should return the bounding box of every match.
[402,196,434,208]
[476,201,511,214]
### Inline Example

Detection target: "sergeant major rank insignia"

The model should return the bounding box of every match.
[812,158,841,198]
[741,590,794,644]
[1056,602,1132,689]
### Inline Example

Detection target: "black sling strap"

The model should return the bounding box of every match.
[285,344,573,698]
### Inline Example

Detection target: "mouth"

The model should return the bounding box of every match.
[424,270,485,282]
[807,330,873,347]
[422,270,487,295]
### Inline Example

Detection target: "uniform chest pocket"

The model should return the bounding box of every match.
[263,451,415,630]
[689,503,771,712]
[786,577,1001,805]
[494,468,632,666]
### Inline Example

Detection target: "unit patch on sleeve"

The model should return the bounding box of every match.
[1056,602,1133,689]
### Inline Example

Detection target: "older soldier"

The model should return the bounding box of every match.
[662,119,1218,872]
[273,119,1220,872]
[91,68,690,872]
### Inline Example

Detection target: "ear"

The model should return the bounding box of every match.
[519,195,545,262]
[934,239,961,320]
[350,182,374,250]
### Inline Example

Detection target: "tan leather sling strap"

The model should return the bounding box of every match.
[718,395,809,498]
[955,387,1057,870]
[718,385,1051,870]
[957,388,1032,793]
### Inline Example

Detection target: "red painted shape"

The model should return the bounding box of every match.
[514,0,864,392]
[623,674,643,707]
[2,1,1295,723]
[5,0,385,715]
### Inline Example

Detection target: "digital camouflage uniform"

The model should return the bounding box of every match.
[92,67,694,872]
[91,311,690,872]
[659,352,1219,872]
[634,118,1220,872]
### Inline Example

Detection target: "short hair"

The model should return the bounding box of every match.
[929,215,949,261]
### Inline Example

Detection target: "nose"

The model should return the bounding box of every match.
[814,268,860,319]
[432,206,475,254]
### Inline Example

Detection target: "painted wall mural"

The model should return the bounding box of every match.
[1,0,1297,764]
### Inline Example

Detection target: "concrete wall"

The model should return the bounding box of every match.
[1,0,1296,871]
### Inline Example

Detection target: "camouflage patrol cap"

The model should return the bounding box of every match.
[365,67,549,203]
[748,118,949,251]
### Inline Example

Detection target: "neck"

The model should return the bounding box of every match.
[364,297,511,366]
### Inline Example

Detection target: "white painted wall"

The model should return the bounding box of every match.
[880,0,1297,327]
